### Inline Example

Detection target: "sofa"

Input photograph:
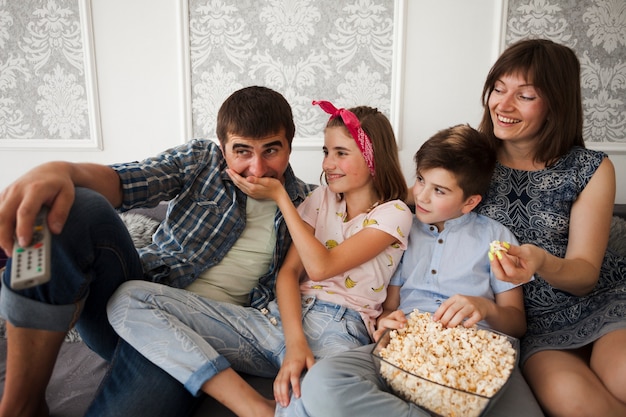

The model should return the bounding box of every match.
[1,203,625,417]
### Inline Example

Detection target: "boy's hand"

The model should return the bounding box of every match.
[225,168,284,201]
[373,310,407,341]
[433,295,488,329]
[273,342,315,408]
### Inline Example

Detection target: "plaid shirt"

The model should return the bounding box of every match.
[111,139,313,308]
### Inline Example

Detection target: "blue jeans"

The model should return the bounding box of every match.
[108,280,371,396]
[0,188,201,417]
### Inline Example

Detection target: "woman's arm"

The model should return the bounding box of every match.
[492,158,615,296]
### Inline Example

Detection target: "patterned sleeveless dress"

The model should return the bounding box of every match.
[477,146,626,365]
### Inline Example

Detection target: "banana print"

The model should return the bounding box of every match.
[371,283,384,292]
[363,218,378,227]
[325,239,339,249]
[344,276,357,288]
[394,203,406,211]
[386,254,393,267]
[396,226,405,238]
[310,284,325,290]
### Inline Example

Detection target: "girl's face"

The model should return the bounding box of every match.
[322,126,372,195]
[411,167,477,232]
[488,72,548,144]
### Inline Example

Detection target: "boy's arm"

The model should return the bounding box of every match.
[433,287,526,338]
[486,287,526,338]
[373,285,405,341]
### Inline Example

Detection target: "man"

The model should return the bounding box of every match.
[0,86,313,417]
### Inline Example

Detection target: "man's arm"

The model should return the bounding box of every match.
[0,161,122,253]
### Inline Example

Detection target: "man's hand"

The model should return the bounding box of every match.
[0,162,75,254]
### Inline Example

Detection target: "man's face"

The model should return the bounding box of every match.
[221,129,291,182]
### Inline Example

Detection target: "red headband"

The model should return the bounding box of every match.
[312,100,375,176]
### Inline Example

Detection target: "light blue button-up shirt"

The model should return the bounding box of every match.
[393,212,521,318]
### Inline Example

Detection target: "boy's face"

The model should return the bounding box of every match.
[411,167,479,232]
[221,129,291,183]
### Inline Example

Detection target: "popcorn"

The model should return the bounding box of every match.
[489,240,510,255]
[373,310,517,417]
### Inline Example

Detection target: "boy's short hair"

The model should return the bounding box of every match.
[216,86,295,148]
[414,124,496,198]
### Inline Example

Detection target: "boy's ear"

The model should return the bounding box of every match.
[461,194,482,214]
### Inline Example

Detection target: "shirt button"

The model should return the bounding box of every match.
[438,239,443,244]
[431,269,436,275]
[305,297,313,303]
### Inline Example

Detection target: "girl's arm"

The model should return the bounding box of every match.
[492,158,615,296]
[226,170,401,280]
[273,244,315,407]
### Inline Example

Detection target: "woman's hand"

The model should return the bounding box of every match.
[490,243,541,285]
[273,341,315,408]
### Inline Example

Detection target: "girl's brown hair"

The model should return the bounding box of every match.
[326,106,407,202]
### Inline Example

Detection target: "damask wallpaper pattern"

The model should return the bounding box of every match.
[505,0,626,146]
[0,0,98,147]
[188,0,402,145]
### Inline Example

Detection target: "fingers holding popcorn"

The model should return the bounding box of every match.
[489,242,536,285]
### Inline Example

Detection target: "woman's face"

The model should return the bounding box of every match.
[488,73,548,144]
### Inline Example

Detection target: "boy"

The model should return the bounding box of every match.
[291,124,545,417]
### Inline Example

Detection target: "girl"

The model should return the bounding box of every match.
[107,101,413,417]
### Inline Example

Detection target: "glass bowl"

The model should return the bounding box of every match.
[372,313,519,417]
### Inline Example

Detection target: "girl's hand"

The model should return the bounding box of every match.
[433,295,489,328]
[273,342,315,407]
[373,310,407,341]
[490,243,541,285]
[225,168,284,201]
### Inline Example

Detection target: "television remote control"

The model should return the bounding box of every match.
[10,208,51,290]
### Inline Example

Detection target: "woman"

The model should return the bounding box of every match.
[481,38,626,417]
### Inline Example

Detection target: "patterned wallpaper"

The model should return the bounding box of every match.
[188,0,402,146]
[2,1,622,149]
[505,0,626,146]
[0,0,99,148]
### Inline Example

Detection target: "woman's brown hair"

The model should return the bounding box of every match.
[478,39,584,166]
